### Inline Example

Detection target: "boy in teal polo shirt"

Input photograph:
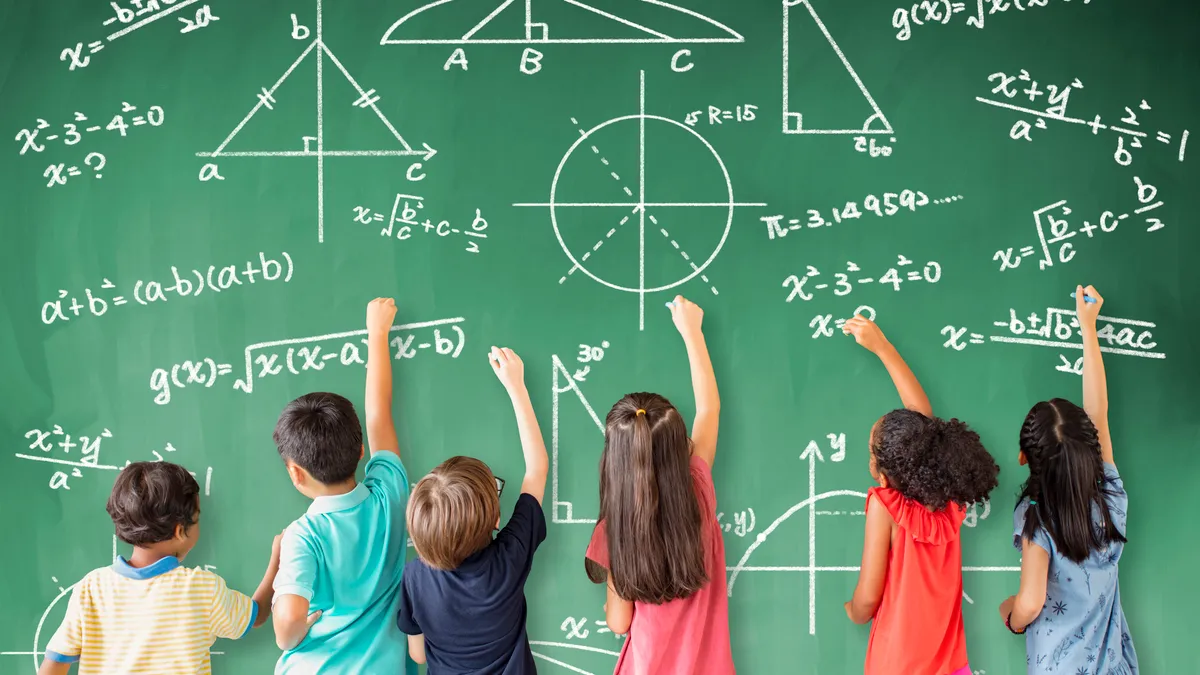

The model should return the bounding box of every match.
[271,297,413,674]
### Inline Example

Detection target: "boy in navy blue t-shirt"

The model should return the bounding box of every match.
[397,347,549,674]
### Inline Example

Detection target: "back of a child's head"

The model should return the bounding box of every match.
[107,461,199,547]
[273,392,362,485]
[407,456,500,570]
[872,408,1000,511]
[1018,398,1125,562]
[590,392,707,605]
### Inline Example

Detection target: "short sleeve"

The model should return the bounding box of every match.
[45,580,86,663]
[1102,462,1129,536]
[1013,498,1054,554]
[363,451,411,507]
[395,570,422,635]
[585,521,609,570]
[206,572,256,640]
[274,525,318,602]
[690,454,717,515]
[494,493,548,576]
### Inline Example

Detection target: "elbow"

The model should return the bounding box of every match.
[850,600,879,625]
[608,618,631,636]
[1014,593,1046,623]
[409,649,426,665]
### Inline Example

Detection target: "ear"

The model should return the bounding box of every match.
[286,461,307,487]
[1018,451,1028,467]
[174,523,188,541]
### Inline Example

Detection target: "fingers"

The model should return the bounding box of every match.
[306,610,322,627]
[1084,285,1102,304]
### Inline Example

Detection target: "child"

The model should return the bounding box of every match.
[584,295,734,674]
[842,316,1000,675]
[999,285,1138,674]
[396,345,550,673]
[271,297,413,674]
[39,461,278,675]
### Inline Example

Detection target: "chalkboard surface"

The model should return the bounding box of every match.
[2,0,1197,673]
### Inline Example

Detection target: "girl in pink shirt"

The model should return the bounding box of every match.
[584,295,734,675]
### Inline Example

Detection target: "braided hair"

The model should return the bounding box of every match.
[871,409,1000,510]
[1017,398,1126,563]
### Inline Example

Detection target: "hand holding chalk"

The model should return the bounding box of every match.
[1074,285,1104,328]
[1070,292,1098,304]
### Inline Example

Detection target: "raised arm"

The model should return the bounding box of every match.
[669,296,720,467]
[844,316,932,417]
[1076,285,1114,466]
[489,347,549,503]
[365,298,400,456]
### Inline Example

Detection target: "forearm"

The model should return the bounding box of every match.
[875,343,931,416]
[365,329,399,452]
[510,386,549,497]
[251,560,280,627]
[683,333,720,415]
[847,589,880,624]
[1080,325,1108,418]
[1009,594,1044,631]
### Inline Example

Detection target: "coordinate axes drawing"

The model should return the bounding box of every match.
[381,0,744,45]
[783,0,894,136]
[515,71,766,331]
[195,0,436,243]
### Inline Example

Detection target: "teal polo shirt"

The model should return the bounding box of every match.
[273,452,414,675]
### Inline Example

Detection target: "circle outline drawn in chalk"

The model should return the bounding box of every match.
[550,114,734,293]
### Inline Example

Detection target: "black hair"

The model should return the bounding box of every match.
[273,392,363,484]
[1017,399,1126,563]
[872,408,1000,510]
[107,461,200,546]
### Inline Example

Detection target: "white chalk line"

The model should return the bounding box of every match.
[530,642,621,657]
[728,565,1021,572]
[514,202,767,208]
[463,0,519,40]
[1044,308,1157,329]
[976,97,1150,139]
[649,214,718,296]
[559,211,636,284]
[320,42,414,151]
[317,0,324,244]
[550,355,605,524]
[107,0,201,41]
[563,0,672,40]
[532,653,596,675]
[211,40,319,155]
[642,0,743,40]
[989,336,1165,359]
[197,150,427,157]
[14,455,119,471]
[382,37,741,44]
[639,70,647,331]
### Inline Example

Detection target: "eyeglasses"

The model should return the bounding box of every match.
[495,477,505,497]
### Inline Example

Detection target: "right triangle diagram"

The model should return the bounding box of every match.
[782,0,893,135]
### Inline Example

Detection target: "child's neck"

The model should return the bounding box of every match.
[127,545,178,568]
[309,477,357,498]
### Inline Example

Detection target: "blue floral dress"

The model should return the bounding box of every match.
[1012,463,1138,675]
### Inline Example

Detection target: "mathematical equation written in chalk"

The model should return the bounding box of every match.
[783,257,942,303]
[976,70,1188,167]
[61,0,218,70]
[893,0,1098,41]
[941,305,1165,375]
[19,426,213,493]
[763,191,962,240]
[808,306,878,340]
[994,176,1164,272]
[15,103,166,187]
[684,104,758,127]
[717,508,757,538]
[560,616,627,641]
[353,195,489,253]
[41,252,293,325]
[149,317,466,405]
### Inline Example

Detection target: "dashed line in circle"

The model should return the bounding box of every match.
[649,214,719,295]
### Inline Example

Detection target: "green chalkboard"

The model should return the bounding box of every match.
[2,0,1197,673]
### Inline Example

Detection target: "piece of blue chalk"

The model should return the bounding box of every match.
[665,302,675,308]
[1071,292,1097,304]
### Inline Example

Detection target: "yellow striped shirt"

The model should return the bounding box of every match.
[46,556,256,675]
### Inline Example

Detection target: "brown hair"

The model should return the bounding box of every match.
[107,461,200,546]
[586,393,707,604]
[407,456,501,570]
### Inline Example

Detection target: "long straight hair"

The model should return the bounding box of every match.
[587,393,707,604]
[1017,399,1126,563]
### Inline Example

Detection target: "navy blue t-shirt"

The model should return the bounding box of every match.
[397,493,547,675]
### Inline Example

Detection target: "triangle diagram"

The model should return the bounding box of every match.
[381,0,744,44]
[550,355,604,525]
[206,40,422,156]
[782,0,893,135]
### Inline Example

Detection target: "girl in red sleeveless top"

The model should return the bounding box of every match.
[584,296,735,675]
[842,316,1000,675]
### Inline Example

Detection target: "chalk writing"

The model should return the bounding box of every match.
[853,136,896,157]
[42,153,106,187]
[941,306,1165,374]
[893,0,1098,41]
[684,104,759,127]
[976,71,1188,167]
[15,105,165,155]
[353,195,488,253]
[560,617,625,641]
[149,317,466,405]
[40,251,293,325]
[763,191,962,239]
[717,508,757,538]
[783,256,942,302]
[572,341,610,382]
[809,306,877,339]
[62,1,217,70]
[994,177,1165,272]
[963,499,991,528]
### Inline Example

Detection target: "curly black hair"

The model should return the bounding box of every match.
[107,461,200,546]
[871,408,1000,510]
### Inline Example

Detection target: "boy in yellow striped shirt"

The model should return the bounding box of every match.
[38,461,280,675]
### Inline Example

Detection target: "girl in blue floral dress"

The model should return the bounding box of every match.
[999,286,1137,675]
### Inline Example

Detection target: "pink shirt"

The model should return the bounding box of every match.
[585,455,735,675]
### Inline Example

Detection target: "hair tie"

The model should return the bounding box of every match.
[1029,500,1037,505]
[636,409,646,416]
